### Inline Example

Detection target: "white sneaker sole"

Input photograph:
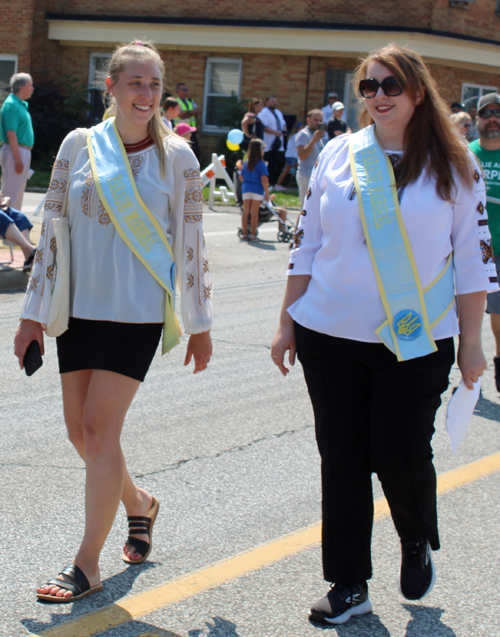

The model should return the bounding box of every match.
[311,599,373,625]
[398,550,436,600]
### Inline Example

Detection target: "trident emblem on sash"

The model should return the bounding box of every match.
[393,310,423,341]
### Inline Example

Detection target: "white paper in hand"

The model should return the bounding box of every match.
[445,379,481,454]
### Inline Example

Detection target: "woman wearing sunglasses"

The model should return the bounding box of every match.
[271,44,497,625]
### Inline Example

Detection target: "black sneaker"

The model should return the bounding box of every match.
[309,583,372,625]
[494,356,500,392]
[399,538,436,600]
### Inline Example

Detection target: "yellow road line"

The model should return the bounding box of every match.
[40,451,500,637]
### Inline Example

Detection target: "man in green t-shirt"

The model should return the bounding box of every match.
[0,73,34,211]
[469,93,500,390]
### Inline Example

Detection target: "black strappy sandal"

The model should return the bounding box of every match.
[122,496,160,565]
[37,563,103,603]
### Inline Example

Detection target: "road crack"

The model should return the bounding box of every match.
[133,424,313,478]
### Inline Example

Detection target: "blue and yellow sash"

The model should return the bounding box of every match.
[349,125,454,361]
[88,118,181,354]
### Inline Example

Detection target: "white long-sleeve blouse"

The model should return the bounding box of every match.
[288,132,498,343]
[21,129,212,334]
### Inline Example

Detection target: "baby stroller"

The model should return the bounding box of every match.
[234,168,295,243]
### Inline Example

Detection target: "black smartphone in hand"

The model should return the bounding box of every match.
[24,340,43,376]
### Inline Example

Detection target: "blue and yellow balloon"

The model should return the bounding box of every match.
[228,129,244,145]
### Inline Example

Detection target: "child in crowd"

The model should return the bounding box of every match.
[162,97,180,130]
[239,138,270,242]
[174,122,196,140]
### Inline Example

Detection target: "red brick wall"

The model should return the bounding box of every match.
[0,0,36,71]
[34,0,500,41]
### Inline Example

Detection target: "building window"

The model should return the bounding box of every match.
[496,0,500,15]
[324,68,359,132]
[202,57,242,133]
[88,53,112,121]
[462,83,499,111]
[0,54,18,104]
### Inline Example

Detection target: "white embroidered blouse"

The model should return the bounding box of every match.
[288,134,498,343]
[20,129,212,334]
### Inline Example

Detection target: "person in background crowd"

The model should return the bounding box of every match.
[272,43,496,626]
[174,122,196,142]
[0,192,35,269]
[451,101,465,113]
[275,121,302,191]
[321,91,339,126]
[15,40,212,604]
[450,111,472,141]
[259,95,287,186]
[327,102,351,140]
[295,109,325,208]
[239,138,270,242]
[467,104,479,141]
[0,73,34,212]
[161,97,180,130]
[241,97,265,151]
[174,82,201,159]
[469,93,500,391]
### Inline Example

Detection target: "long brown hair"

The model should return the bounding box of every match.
[106,40,174,177]
[354,44,473,201]
[247,138,265,171]
[247,97,263,114]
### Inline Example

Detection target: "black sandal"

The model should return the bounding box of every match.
[122,496,160,565]
[37,563,103,603]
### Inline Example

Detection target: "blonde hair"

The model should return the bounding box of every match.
[354,43,473,201]
[105,40,173,176]
[450,111,471,126]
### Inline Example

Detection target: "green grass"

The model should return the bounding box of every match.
[27,170,51,189]
[202,184,300,209]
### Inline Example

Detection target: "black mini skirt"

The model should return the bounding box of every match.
[56,318,163,382]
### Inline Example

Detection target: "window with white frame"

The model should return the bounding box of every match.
[0,54,18,104]
[202,57,242,132]
[88,52,112,121]
[462,83,499,111]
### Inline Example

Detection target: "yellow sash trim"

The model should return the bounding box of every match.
[349,131,437,361]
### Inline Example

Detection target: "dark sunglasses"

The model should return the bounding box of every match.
[359,76,404,99]
[478,108,500,119]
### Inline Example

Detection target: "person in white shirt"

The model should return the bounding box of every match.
[161,96,180,130]
[258,95,287,185]
[321,91,339,126]
[271,44,496,625]
[15,40,212,603]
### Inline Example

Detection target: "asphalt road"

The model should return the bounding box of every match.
[1,194,500,637]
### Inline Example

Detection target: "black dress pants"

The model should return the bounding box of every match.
[295,323,455,584]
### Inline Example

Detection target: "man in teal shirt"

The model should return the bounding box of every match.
[0,73,34,211]
[469,93,500,390]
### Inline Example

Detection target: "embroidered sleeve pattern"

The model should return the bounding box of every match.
[171,159,212,334]
[20,152,70,324]
[452,160,498,294]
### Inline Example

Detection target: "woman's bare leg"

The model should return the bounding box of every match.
[4,222,34,259]
[276,164,291,187]
[60,370,153,563]
[38,369,142,598]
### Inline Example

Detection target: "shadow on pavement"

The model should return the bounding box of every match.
[403,604,457,637]
[188,616,241,636]
[20,561,157,634]
[308,611,391,635]
[474,394,500,423]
